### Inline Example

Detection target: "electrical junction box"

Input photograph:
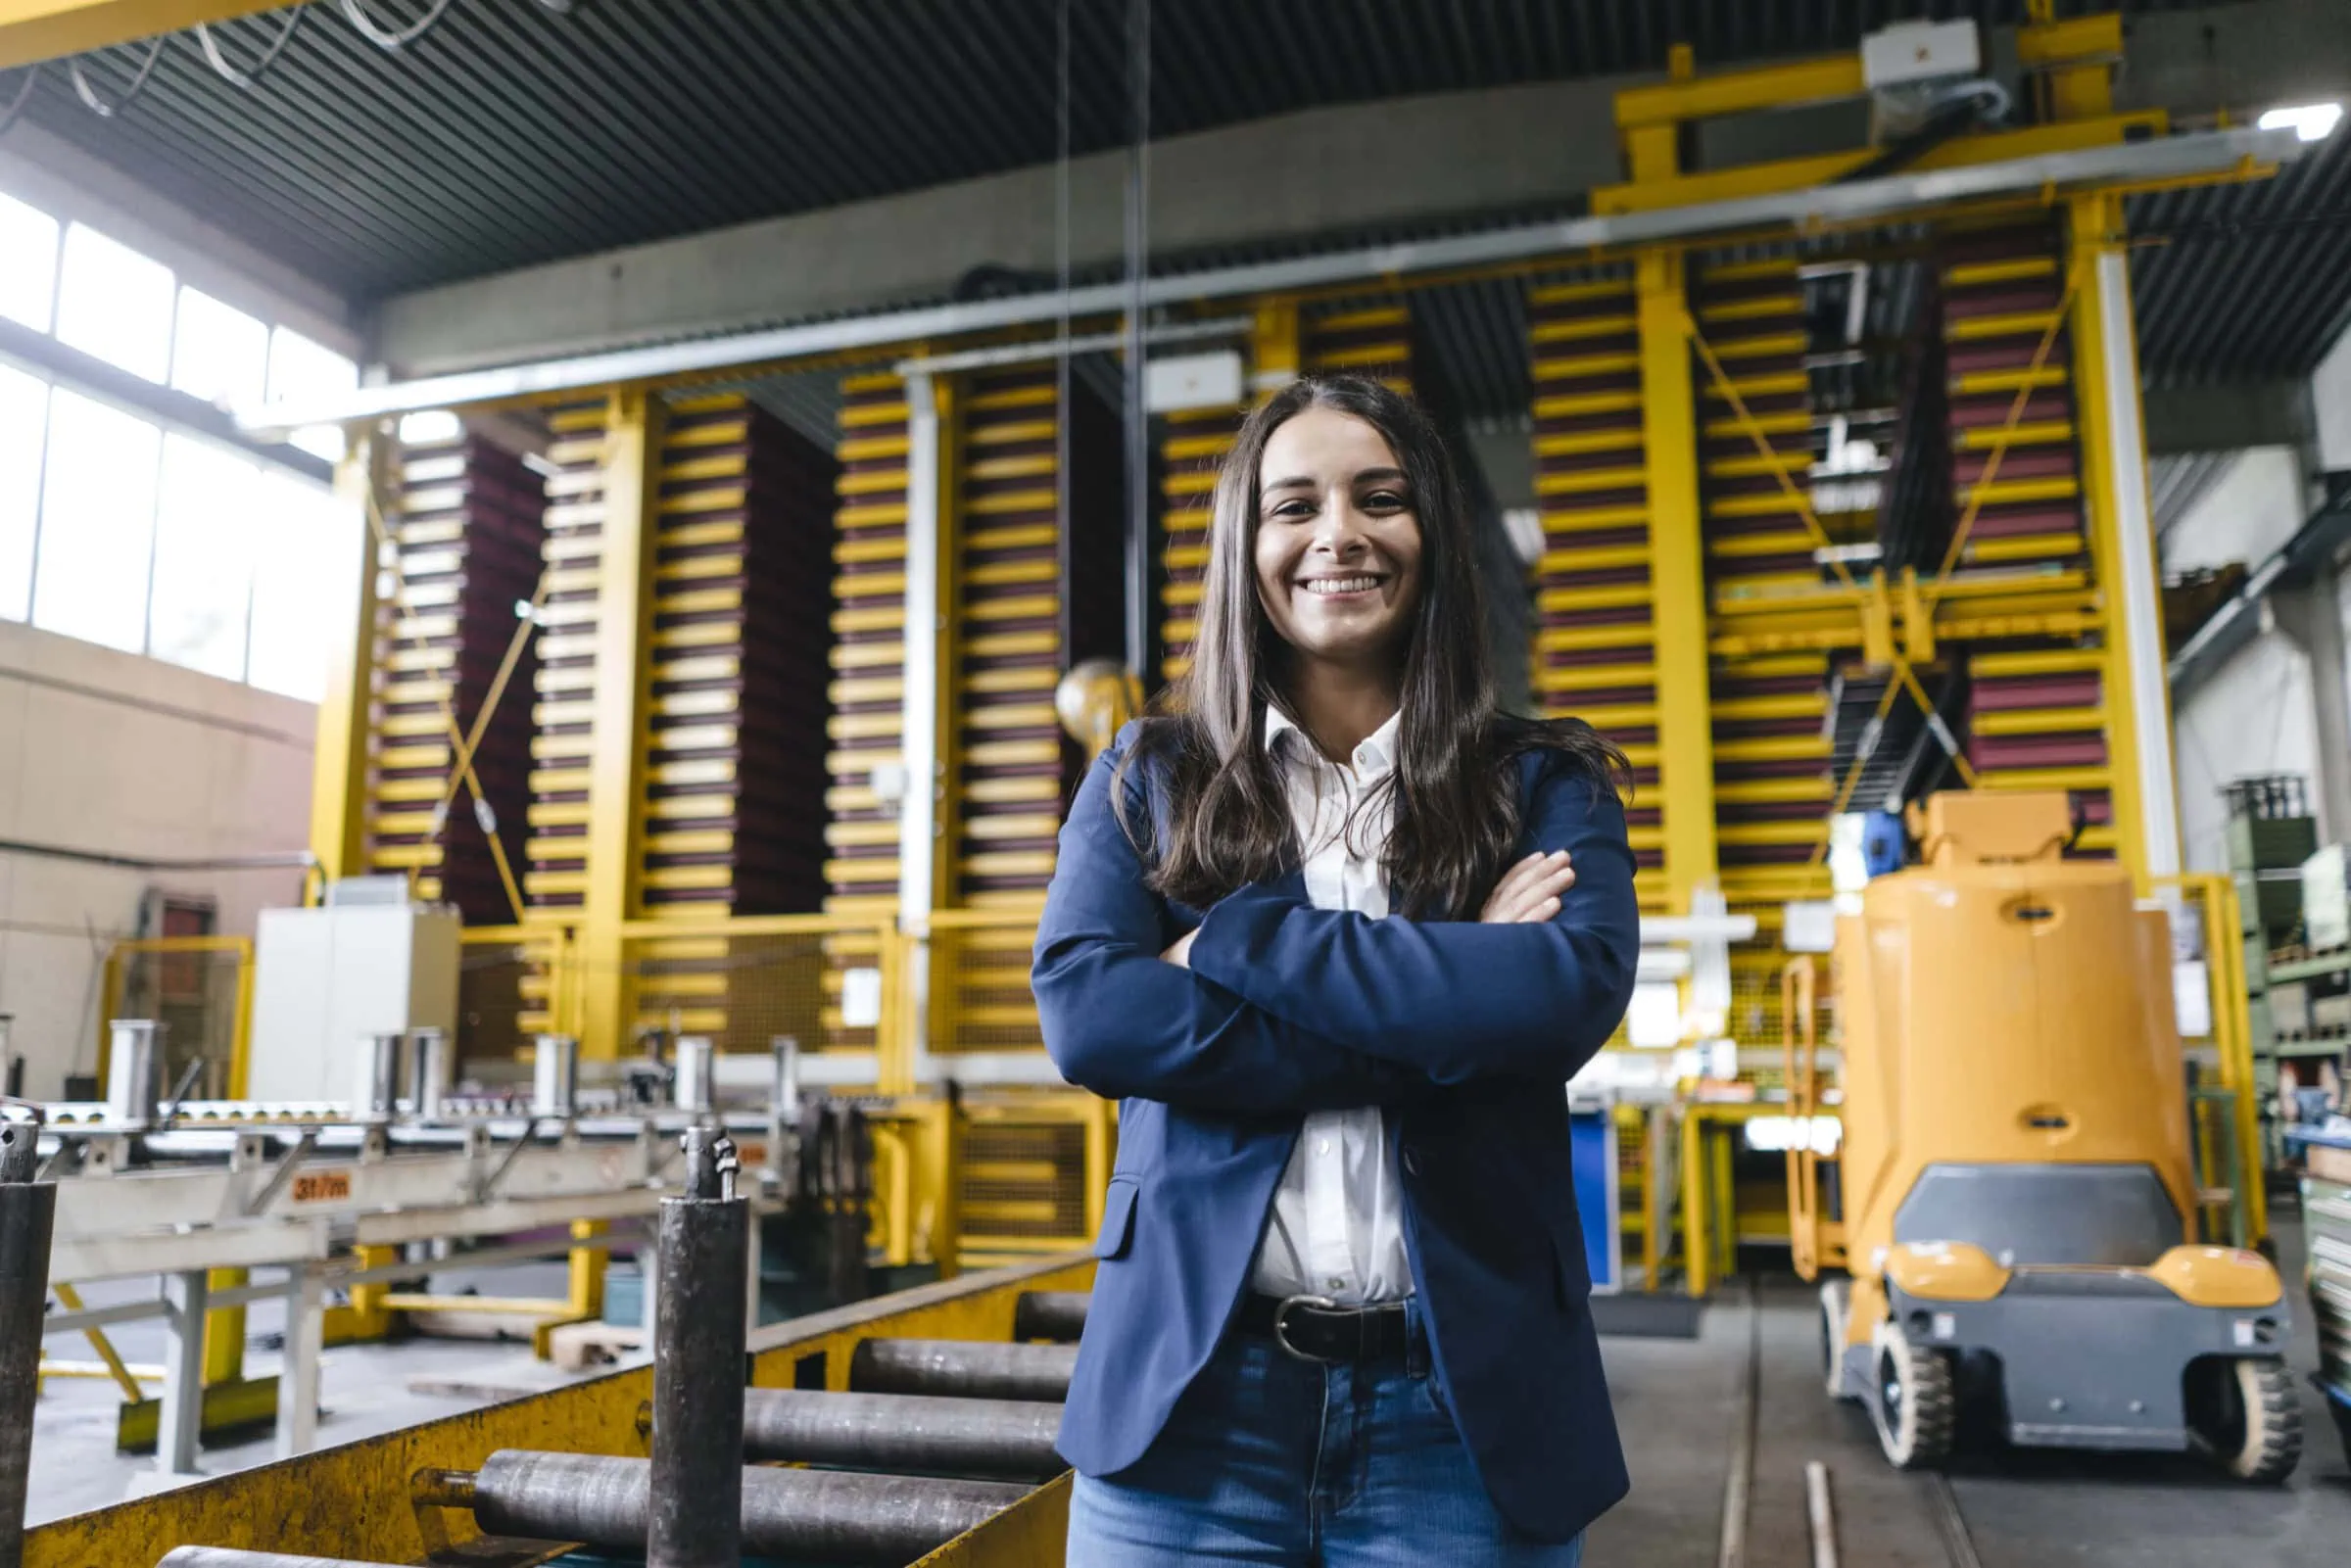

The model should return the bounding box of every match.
[1860,20,1981,90]
[1145,350,1245,415]
[248,904,461,1103]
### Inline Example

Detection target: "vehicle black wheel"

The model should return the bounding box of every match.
[2188,1357,2302,1483]
[1868,1317,1955,1469]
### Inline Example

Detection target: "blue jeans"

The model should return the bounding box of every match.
[1065,1310,1586,1566]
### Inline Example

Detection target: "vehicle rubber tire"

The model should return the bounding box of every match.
[2190,1356,2302,1484]
[1868,1316,1955,1470]
[1820,1279,1851,1401]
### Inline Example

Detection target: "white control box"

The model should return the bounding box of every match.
[1861,20,1981,89]
[248,904,461,1103]
[1145,350,1245,415]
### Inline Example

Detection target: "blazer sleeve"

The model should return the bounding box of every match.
[1032,728,1427,1115]
[1183,754,1641,1085]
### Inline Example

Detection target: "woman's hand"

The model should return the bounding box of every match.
[1161,928,1199,968]
[1479,850,1575,924]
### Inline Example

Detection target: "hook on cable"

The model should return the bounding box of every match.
[195,6,308,91]
[340,0,458,52]
[68,36,165,119]
[0,64,37,137]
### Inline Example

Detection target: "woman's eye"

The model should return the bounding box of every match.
[1268,499,1315,520]
[1363,491,1409,511]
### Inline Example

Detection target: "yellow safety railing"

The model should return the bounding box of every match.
[2158,873,2266,1247]
[457,923,579,1069]
[96,935,255,1101]
[611,910,905,1083]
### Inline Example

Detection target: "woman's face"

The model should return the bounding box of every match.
[1251,406,1423,676]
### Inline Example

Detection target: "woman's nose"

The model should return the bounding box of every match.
[1309,497,1368,553]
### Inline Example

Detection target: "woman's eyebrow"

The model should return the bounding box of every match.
[1353,467,1409,486]
[1261,475,1317,494]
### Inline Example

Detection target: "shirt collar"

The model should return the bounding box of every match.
[1262,704,1403,777]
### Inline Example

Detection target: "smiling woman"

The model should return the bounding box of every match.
[1038,374,1642,1567]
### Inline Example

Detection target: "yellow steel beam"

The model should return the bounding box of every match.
[1593,113,2166,215]
[0,0,281,70]
[1634,250,1718,916]
[578,390,665,1059]
[1614,51,1863,130]
[2067,187,2179,892]
[306,434,387,886]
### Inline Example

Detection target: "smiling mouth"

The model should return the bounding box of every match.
[1296,575,1386,597]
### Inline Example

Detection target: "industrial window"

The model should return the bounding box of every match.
[0,190,58,332]
[0,178,361,699]
[170,287,269,411]
[34,389,162,653]
[0,363,45,621]
[54,221,175,384]
[149,435,259,682]
[247,468,351,702]
[267,324,358,462]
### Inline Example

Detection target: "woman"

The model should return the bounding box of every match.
[1033,374,1640,1566]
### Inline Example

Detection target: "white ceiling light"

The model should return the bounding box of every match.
[2256,102,2343,143]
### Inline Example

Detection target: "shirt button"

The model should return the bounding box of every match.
[1327,1276,1346,1291]
[1317,1139,1331,1156]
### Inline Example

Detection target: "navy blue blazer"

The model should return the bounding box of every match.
[1032,720,1642,1544]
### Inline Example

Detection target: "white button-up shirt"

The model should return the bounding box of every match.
[1248,704,1414,1305]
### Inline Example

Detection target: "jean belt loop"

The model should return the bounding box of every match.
[1404,1298,1430,1378]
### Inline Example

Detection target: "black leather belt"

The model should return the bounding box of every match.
[1236,1293,1415,1364]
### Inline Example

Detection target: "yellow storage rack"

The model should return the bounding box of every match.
[364,430,544,924]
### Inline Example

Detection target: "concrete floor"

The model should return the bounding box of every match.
[1589,1204,2351,1567]
[25,1218,2351,1560]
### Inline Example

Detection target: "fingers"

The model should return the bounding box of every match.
[1479,850,1576,923]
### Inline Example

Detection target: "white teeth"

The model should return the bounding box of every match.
[1301,577,1379,595]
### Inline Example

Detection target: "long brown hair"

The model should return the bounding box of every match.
[1116,374,1627,919]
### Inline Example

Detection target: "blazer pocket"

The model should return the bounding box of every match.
[1094,1175,1140,1259]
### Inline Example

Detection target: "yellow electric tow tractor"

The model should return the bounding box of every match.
[1785,791,2301,1480]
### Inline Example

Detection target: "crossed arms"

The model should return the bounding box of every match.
[1031,734,1641,1113]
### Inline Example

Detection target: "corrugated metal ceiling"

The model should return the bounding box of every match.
[5,0,2337,392]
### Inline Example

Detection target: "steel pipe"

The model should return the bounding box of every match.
[742,1388,1066,1480]
[1012,1289,1090,1342]
[1,1119,59,1568]
[530,1034,579,1118]
[104,1021,162,1129]
[471,1450,1027,1566]
[157,1552,410,1568]
[848,1337,1078,1402]
[648,1128,747,1568]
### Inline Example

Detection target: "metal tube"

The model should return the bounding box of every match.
[648,1129,747,1568]
[237,126,2304,436]
[471,1450,1028,1567]
[157,1552,411,1568]
[671,1036,714,1115]
[355,1032,404,1123]
[530,1033,578,1118]
[1012,1290,1090,1342]
[848,1337,1078,1402]
[105,1020,163,1128]
[742,1388,1067,1480]
[407,1028,450,1119]
[1,1118,58,1568]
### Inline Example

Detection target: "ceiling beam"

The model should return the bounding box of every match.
[368,0,2349,380]
[0,0,284,71]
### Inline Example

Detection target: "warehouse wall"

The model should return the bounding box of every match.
[2168,447,2333,871]
[0,617,313,1099]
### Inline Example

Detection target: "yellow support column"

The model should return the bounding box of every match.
[308,432,387,886]
[2067,190,2181,891]
[1635,250,1720,914]
[578,390,666,1059]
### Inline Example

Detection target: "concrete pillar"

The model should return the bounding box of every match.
[2271,573,2351,841]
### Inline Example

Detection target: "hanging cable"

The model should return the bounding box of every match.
[1121,0,1152,682]
[340,0,459,52]
[0,66,38,138]
[195,6,308,90]
[68,35,165,119]
[1052,0,1073,668]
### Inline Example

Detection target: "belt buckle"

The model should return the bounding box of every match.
[1272,1294,1341,1363]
